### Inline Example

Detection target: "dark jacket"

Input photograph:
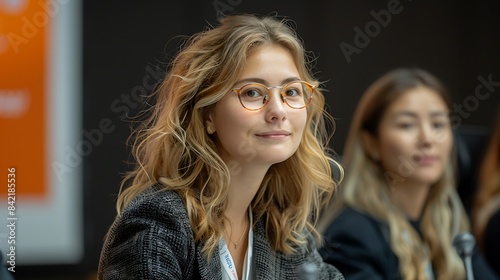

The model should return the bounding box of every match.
[483,208,500,277]
[98,187,344,279]
[320,207,498,280]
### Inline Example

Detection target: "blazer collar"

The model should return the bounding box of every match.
[196,243,222,279]
[252,218,277,280]
[195,218,277,280]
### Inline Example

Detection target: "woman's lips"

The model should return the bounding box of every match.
[413,155,437,165]
[256,130,291,139]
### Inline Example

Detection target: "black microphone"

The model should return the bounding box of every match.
[452,232,475,280]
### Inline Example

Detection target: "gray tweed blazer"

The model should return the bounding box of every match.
[98,187,343,279]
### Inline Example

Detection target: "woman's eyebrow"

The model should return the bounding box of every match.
[234,76,301,87]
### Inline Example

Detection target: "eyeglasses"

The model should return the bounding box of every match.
[232,81,315,111]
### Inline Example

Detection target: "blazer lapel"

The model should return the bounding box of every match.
[193,218,280,279]
[253,219,277,280]
[196,242,222,280]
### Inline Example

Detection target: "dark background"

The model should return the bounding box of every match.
[17,0,500,279]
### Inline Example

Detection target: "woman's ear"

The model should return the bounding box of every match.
[205,113,215,135]
[361,131,379,161]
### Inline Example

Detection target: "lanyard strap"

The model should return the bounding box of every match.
[219,208,254,280]
[219,240,239,280]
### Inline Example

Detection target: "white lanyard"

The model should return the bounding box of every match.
[219,240,239,280]
[219,209,254,280]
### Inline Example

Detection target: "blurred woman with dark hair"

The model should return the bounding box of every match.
[319,68,497,280]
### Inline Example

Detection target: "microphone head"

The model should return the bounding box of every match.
[452,232,475,257]
[299,262,318,280]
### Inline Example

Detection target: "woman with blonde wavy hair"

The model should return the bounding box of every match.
[318,68,497,280]
[98,14,343,279]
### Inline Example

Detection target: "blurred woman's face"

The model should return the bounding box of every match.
[370,87,452,187]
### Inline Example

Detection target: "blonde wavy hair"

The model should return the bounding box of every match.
[116,14,341,258]
[473,109,500,248]
[319,68,469,279]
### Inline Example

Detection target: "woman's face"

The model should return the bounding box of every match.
[368,87,453,187]
[207,44,308,170]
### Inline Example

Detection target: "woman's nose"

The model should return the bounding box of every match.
[264,89,287,122]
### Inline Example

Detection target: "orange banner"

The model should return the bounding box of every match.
[0,0,52,196]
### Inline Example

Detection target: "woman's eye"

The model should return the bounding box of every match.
[285,88,301,97]
[397,123,414,129]
[244,89,264,98]
[433,122,447,129]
